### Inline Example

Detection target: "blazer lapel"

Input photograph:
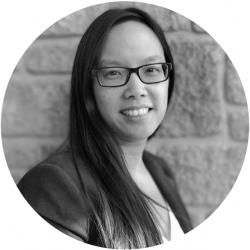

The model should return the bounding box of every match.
[143,151,193,233]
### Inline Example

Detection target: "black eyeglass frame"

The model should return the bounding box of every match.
[92,62,172,87]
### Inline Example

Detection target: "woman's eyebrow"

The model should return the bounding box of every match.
[140,55,165,64]
[99,59,124,67]
[99,55,165,67]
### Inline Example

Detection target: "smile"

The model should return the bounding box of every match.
[121,107,150,117]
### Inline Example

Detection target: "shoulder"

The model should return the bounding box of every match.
[18,160,83,206]
[18,151,83,204]
[18,152,90,241]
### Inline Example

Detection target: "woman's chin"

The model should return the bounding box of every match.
[115,129,157,144]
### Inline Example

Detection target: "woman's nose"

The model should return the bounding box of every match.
[123,73,148,99]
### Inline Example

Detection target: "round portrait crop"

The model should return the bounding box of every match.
[1,2,248,249]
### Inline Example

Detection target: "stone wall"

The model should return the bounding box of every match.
[1,2,248,228]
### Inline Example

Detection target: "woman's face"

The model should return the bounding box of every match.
[93,20,169,143]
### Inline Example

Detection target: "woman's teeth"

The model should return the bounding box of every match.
[122,108,149,117]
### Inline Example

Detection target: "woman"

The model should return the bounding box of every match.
[18,7,193,248]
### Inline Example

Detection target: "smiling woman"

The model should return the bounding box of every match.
[16,7,192,249]
[93,21,169,142]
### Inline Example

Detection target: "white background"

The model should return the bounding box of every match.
[0,0,249,249]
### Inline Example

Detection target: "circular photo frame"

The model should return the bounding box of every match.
[1,1,248,249]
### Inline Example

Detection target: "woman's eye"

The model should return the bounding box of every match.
[109,71,120,75]
[144,66,161,74]
[104,70,122,78]
[146,68,155,72]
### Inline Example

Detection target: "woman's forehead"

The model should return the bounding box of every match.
[99,20,165,66]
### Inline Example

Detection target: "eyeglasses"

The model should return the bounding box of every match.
[92,62,172,87]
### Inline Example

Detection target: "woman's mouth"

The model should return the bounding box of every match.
[120,107,151,117]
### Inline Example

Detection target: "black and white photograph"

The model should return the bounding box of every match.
[0,1,249,249]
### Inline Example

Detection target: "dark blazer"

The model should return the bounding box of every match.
[18,150,192,243]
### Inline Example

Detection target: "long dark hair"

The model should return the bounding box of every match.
[69,8,175,248]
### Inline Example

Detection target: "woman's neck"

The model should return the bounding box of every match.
[119,139,147,176]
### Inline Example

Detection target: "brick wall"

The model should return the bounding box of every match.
[1,2,248,228]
